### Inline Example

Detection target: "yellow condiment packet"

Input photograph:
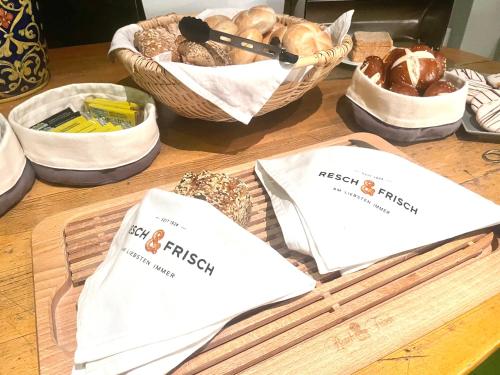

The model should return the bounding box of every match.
[86,103,139,128]
[50,116,91,133]
[85,97,141,111]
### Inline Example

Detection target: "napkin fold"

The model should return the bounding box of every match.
[109,9,353,124]
[255,146,500,274]
[73,189,314,374]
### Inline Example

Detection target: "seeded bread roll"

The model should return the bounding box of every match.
[176,36,230,66]
[134,27,177,58]
[174,171,252,226]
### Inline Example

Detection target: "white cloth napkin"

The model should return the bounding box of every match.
[109,9,353,124]
[255,146,500,274]
[72,189,315,374]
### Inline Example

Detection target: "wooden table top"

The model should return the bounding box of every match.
[0,44,498,375]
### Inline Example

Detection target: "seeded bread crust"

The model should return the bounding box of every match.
[174,170,252,226]
[134,27,178,58]
[176,36,231,66]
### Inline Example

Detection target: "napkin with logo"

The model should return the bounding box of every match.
[109,9,353,124]
[255,146,500,274]
[72,189,315,374]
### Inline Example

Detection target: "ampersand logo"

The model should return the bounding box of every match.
[361,180,375,196]
[145,229,164,254]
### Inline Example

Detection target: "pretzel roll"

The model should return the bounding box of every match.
[389,82,419,96]
[282,22,333,57]
[382,48,405,88]
[423,81,457,97]
[233,5,277,34]
[360,56,385,86]
[229,28,263,65]
[389,48,439,92]
[433,50,446,79]
[205,15,230,29]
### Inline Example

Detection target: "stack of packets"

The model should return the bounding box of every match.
[30,97,143,133]
[72,189,314,374]
[255,146,500,275]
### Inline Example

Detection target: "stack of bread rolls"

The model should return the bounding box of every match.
[360,44,456,97]
[133,5,334,67]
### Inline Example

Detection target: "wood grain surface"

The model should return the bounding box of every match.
[0,43,499,375]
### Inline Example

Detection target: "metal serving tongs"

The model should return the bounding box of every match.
[178,16,318,67]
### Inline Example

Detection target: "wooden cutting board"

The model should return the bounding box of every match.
[31,133,499,375]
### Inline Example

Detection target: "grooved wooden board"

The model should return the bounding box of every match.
[31,133,499,375]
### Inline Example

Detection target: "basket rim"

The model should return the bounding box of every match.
[112,13,353,76]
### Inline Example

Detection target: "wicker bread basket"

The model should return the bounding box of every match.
[113,13,353,122]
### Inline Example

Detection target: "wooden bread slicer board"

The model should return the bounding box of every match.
[31,133,499,375]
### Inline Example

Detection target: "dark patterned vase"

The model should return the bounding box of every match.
[0,0,49,102]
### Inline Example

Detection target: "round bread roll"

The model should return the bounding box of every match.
[433,50,446,79]
[177,36,230,66]
[423,81,457,96]
[389,48,439,92]
[360,56,385,86]
[174,170,252,227]
[205,15,230,29]
[263,23,285,43]
[255,25,287,62]
[382,48,405,88]
[282,22,333,57]
[134,27,177,58]
[389,82,419,96]
[233,5,276,34]
[230,28,263,65]
[410,44,433,53]
[212,19,238,34]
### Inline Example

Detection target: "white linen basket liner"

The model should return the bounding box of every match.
[346,69,468,128]
[8,83,159,171]
[0,114,27,194]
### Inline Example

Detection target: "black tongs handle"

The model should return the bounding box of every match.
[178,16,299,64]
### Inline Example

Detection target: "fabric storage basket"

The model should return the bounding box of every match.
[345,69,467,143]
[112,13,352,122]
[0,114,35,217]
[8,83,160,186]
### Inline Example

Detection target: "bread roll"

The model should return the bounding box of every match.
[205,15,230,29]
[423,81,457,97]
[177,36,230,66]
[255,25,287,62]
[230,28,262,65]
[389,82,419,96]
[433,50,446,79]
[174,170,252,227]
[134,27,177,58]
[389,49,439,92]
[204,15,238,35]
[212,19,238,34]
[282,22,333,57]
[360,56,385,86]
[233,5,276,34]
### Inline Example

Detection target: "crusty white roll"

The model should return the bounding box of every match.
[263,24,287,44]
[233,5,276,34]
[282,22,333,57]
[205,15,230,29]
[212,19,238,34]
[229,28,263,65]
[256,25,287,62]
